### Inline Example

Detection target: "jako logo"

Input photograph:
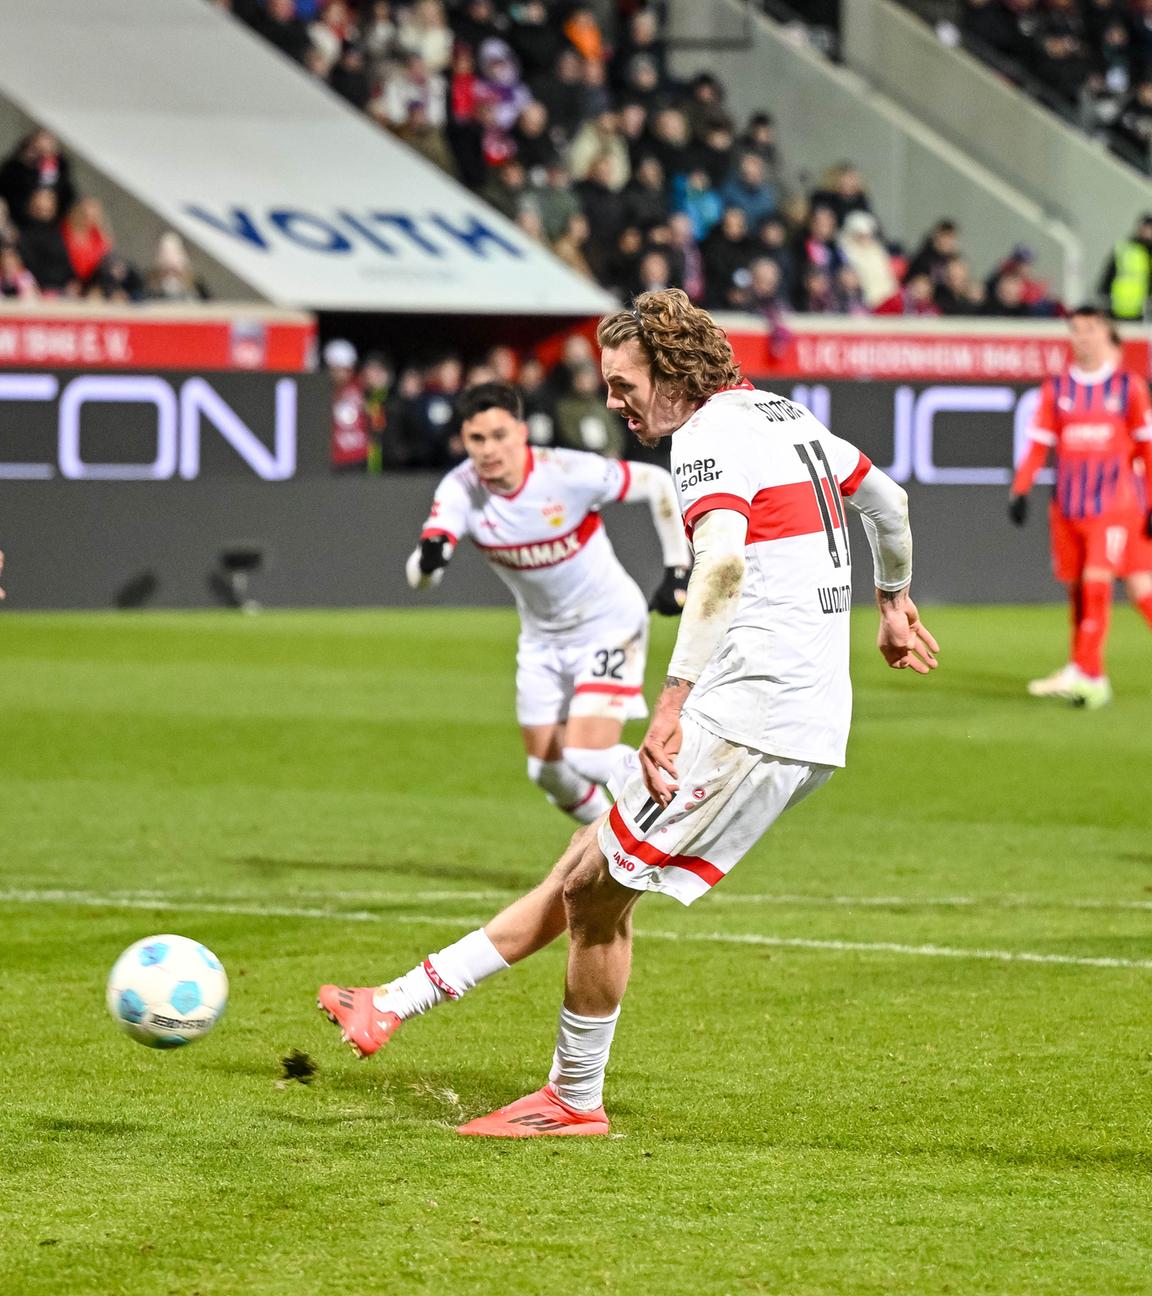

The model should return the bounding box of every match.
[183,206,524,262]
[676,457,722,489]
[0,374,297,481]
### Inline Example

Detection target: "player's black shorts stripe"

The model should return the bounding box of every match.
[634,796,663,833]
[794,443,842,569]
[810,440,851,567]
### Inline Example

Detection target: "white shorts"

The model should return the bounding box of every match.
[598,714,835,905]
[515,615,649,728]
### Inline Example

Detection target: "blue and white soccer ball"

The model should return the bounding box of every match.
[105,934,229,1049]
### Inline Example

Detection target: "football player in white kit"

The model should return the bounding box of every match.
[320,291,939,1136]
[406,381,692,823]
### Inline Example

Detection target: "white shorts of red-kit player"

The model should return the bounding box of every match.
[421,446,650,726]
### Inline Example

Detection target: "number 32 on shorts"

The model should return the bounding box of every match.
[591,648,626,679]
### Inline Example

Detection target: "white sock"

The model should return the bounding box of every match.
[528,756,611,823]
[562,743,635,789]
[374,928,509,1020]
[548,1004,620,1111]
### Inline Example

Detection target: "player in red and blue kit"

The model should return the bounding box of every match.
[1010,306,1152,707]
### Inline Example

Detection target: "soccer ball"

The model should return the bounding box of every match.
[106,934,229,1049]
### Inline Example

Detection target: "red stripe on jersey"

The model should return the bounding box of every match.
[683,492,751,537]
[475,511,602,569]
[573,682,643,696]
[608,805,725,888]
[616,460,632,502]
[745,481,845,544]
[420,527,458,545]
[840,452,872,497]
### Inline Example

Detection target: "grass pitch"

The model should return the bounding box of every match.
[1,605,1151,1295]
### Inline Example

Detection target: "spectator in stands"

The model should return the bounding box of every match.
[512,101,558,178]
[960,0,1019,59]
[549,332,596,398]
[326,338,371,472]
[329,43,372,110]
[379,52,447,127]
[749,214,796,304]
[529,160,581,241]
[836,210,897,309]
[453,0,503,53]
[515,207,546,243]
[793,204,844,286]
[834,265,869,315]
[397,0,454,75]
[390,101,458,176]
[0,243,38,300]
[702,206,755,309]
[612,8,668,92]
[579,58,614,130]
[0,198,16,247]
[671,166,723,241]
[876,270,942,316]
[634,248,674,296]
[508,1,563,81]
[145,231,209,302]
[617,100,651,167]
[18,189,75,295]
[644,107,693,182]
[359,351,394,472]
[693,121,737,188]
[569,110,629,189]
[985,243,1056,313]
[61,198,113,289]
[933,257,985,314]
[403,353,464,467]
[555,361,623,458]
[91,252,145,303]
[718,152,777,229]
[551,210,594,279]
[981,269,1034,316]
[621,156,668,231]
[1034,28,1092,102]
[1117,81,1152,164]
[519,356,557,446]
[475,160,523,223]
[602,224,644,295]
[1082,22,1134,135]
[1083,0,1126,48]
[574,154,626,256]
[564,5,605,64]
[0,130,75,226]
[531,48,587,142]
[257,0,312,64]
[360,1,399,89]
[736,112,783,192]
[682,72,730,143]
[1133,1,1152,73]
[477,40,533,133]
[667,211,706,304]
[795,265,837,313]
[738,256,786,321]
[809,163,872,229]
[905,219,960,285]
[1098,213,1152,319]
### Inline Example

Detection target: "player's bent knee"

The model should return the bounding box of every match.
[561,847,617,912]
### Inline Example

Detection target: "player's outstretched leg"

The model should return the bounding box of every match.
[317,827,593,1058]
[456,837,638,1137]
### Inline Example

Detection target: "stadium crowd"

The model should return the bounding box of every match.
[224,0,1073,320]
[951,0,1152,170]
[0,129,210,303]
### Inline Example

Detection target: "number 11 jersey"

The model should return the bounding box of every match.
[672,385,873,768]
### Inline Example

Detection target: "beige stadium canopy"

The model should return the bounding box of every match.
[0,0,615,315]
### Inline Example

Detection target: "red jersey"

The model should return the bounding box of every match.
[1018,362,1152,521]
[330,379,370,469]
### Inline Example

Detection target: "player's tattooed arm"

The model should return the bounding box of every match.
[875,585,939,674]
[663,674,693,691]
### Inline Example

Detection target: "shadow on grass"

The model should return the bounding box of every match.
[33,1117,148,1136]
[235,855,533,892]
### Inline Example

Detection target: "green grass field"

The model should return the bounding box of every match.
[2,605,1151,1295]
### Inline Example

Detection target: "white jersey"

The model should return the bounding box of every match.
[421,447,648,639]
[673,383,873,768]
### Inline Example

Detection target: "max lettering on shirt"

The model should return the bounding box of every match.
[487,531,587,570]
[676,457,723,490]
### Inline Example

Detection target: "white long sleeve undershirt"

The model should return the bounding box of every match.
[620,462,692,570]
[666,509,748,682]
[844,466,913,592]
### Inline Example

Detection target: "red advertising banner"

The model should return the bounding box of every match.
[721,320,1152,382]
[0,308,315,372]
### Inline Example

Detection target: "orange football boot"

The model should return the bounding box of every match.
[455,1085,610,1137]
[316,984,401,1058]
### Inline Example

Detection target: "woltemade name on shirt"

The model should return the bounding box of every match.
[818,584,852,614]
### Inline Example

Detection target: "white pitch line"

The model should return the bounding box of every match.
[2,889,1150,972]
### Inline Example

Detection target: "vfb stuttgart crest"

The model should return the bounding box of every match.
[542,501,566,528]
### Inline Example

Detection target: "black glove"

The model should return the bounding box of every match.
[1145,509,1152,540]
[418,535,453,575]
[1008,494,1029,527]
[649,565,690,616]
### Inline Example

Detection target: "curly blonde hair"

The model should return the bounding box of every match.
[596,288,742,403]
